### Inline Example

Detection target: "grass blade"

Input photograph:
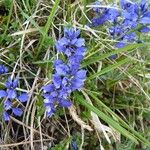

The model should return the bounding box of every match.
[88,57,130,80]
[75,93,138,144]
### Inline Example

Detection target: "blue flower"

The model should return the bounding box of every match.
[42,84,55,93]
[5,77,18,99]
[123,32,137,42]
[71,70,87,91]
[0,90,7,98]
[140,16,150,24]
[140,26,150,32]
[3,112,10,121]
[56,28,85,57]
[115,42,127,48]
[91,15,108,27]
[91,0,150,49]
[12,108,23,116]
[64,28,81,39]
[4,100,12,110]
[140,0,149,13]
[0,77,28,121]
[18,93,29,102]
[0,65,8,74]
[71,139,78,150]
[109,25,126,39]
[42,28,87,117]
[107,8,120,22]
[54,60,69,76]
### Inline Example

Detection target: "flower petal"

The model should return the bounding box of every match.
[59,98,72,107]
[75,70,87,79]
[12,108,23,116]
[18,93,28,102]
[4,100,12,110]
[7,89,17,99]
[3,112,10,121]
[115,42,127,48]
[53,74,62,89]
[0,90,7,98]
[141,26,150,33]
[140,17,150,24]
[42,84,55,93]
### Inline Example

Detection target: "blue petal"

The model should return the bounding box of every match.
[107,8,120,22]
[74,38,85,47]
[0,90,7,98]
[12,108,23,116]
[64,48,72,56]
[59,87,71,98]
[71,140,78,150]
[7,89,17,99]
[56,43,65,53]
[75,47,87,56]
[56,37,69,52]
[69,55,83,64]
[46,105,56,117]
[123,32,137,42]
[18,93,28,102]
[140,0,148,13]
[71,78,85,91]
[55,63,69,76]
[0,65,8,74]
[91,15,108,27]
[143,11,150,18]
[62,77,69,86]
[3,112,10,121]
[50,91,58,97]
[140,17,150,24]
[4,100,12,110]
[64,28,80,39]
[75,70,87,79]
[53,74,62,89]
[58,37,69,45]
[54,59,64,66]
[115,42,127,48]
[43,94,56,104]
[42,84,55,93]
[13,78,19,88]
[59,98,72,107]
[5,77,18,89]
[5,77,12,89]
[140,26,150,33]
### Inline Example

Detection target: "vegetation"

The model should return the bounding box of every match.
[0,0,150,149]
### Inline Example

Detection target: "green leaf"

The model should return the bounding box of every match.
[87,91,150,147]
[82,43,144,67]
[88,57,130,80]
[75,93,139,144]
[36,0,61,58]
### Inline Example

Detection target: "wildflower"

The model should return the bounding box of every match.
[42,28,87,117]
[91,7,120,26]
[0,65,8,74]
[0,77,28,121]
[140,26,150,32]
[91,0,150,48]
[56,28,85,57]
[71,139,78,150]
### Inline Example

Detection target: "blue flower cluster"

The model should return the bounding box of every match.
[0,76,28,121]
[91,0,150,48]
[42,28,87,117]
[0,64,8,74]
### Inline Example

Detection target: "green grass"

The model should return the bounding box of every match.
[0,0,150,149]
